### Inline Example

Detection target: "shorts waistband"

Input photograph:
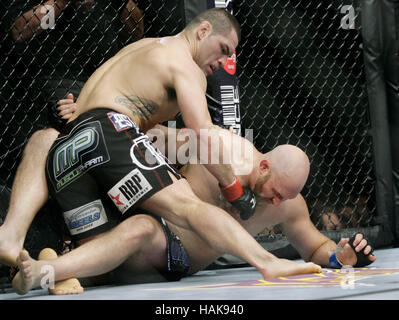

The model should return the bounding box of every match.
[61,108,137,134]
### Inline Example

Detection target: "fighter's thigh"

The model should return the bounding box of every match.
[139,173,204,228]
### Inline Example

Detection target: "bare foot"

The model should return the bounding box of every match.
[12,250,39,295]
[262,258,322,279]
[38,248,83,295]
[296,261,322,275]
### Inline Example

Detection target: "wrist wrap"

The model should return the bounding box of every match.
[220,177,243,202]
[329,251,343,269]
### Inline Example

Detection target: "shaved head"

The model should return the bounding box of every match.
[263,144,310,198]
[186,8,241,42]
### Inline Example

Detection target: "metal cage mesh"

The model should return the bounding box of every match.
[235,0,375,235]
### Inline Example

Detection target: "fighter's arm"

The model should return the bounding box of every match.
[279,195,335,267]
[280,194,376,268]
[171,63,235,187]
[170,62,257,219]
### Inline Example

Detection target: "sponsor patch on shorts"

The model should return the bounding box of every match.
[108,168,153,214]
[107,112,138,132]
[63,199,108,236]
[49,120,110,192]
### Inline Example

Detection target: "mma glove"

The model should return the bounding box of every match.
[329,232,375,268]
[220,176,257,220]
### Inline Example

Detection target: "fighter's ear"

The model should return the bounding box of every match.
[259,159,270,175]
[197,21,212,40]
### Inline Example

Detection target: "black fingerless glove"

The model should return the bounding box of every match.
[220,176,257,220]
[348,232,374,267]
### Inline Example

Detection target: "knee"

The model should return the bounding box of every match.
[24,129,59,157]
[27,128,59,150]
[120,214,158,244]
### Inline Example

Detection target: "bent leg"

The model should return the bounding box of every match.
[0,128,59,266]
[12,214,167,295]
[112,216,169,284]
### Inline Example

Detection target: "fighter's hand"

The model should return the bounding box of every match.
[57,93,77,119]
[220,176,257,220]
[336,232,376,267]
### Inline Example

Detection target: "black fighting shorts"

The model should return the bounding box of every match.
[156,216,190,281]
[45,108,181,241]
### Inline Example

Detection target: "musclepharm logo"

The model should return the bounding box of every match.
[49,121,110,192]
[53,128,97,178]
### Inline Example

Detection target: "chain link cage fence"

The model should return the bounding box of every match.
[0,0,393,270]
[238,1,373,225]
[233,0,385,259]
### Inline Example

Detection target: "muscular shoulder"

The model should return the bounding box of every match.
[156,41,207,91]
[279,194,310,225]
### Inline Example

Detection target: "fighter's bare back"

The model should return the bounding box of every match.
[69,36,206,132]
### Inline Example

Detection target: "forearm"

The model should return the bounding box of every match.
[197,124,235,186]
[203,163,235,187]
[12,0,68,42]
[308,239,337,267]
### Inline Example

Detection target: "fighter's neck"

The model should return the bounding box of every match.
[175,31,199,61]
